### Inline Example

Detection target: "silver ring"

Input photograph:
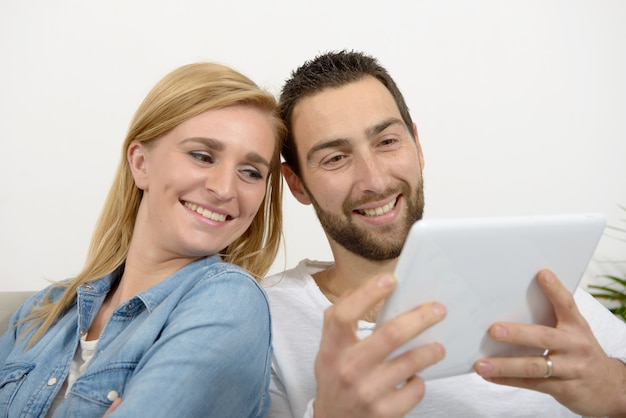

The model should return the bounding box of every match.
[543,355,553,378]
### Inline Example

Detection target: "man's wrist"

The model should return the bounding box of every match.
[606,357,626,418]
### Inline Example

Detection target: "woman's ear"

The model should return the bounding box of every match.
[282,163,311,205]
[127,141,149,191]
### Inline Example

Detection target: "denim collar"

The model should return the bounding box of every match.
[78,254,222,314]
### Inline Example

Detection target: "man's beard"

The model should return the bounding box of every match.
[306,176,425,261]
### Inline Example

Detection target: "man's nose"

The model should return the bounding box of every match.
[353,153,390,194]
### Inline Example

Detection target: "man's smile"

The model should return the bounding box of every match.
[356,196,399,217]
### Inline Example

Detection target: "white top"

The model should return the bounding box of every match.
[262,259,626,418]
[47,336,98,417]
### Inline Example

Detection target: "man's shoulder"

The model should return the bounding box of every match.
[262,259,333,289]
[261,265,301,288]
[574,286,626,356]
[574,286,616,318]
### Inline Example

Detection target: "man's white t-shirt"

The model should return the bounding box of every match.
[262,259,626,418]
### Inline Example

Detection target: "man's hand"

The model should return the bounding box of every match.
[313,274,447,418]
[474,269,626,417]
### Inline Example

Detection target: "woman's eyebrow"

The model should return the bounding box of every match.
[183,137,269,167]
[182,137,224,150]
[246,152,270,168]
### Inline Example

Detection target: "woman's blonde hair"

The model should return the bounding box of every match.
[25,62,285,344]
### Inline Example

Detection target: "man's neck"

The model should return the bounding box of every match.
[312,242,398,320]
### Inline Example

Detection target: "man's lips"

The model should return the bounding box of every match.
[354,196,399,217]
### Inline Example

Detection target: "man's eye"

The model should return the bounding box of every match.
[320,153,348,168]
[190,151,213,163]
[380,137,398,147]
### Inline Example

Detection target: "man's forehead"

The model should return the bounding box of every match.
[290,77,402,150]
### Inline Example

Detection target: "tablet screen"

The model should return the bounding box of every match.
[376,213,605,380]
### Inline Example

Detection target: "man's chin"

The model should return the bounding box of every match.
[334,233,406,261]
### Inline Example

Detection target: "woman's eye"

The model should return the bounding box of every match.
[240,166,264,181]
[190,151,214,163]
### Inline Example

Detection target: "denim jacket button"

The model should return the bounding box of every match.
[107,390,119,401]
[47,377,57,386]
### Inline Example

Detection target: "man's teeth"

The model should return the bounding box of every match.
[359,200,396,217]
[184,202,227,222]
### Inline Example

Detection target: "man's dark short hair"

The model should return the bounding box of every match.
[279,50,415,176]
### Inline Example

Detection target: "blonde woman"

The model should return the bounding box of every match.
[0,62,284,417]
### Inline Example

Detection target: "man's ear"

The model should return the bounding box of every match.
[127,141,149,191]
[282,162,312,205]
[413,123,425,169]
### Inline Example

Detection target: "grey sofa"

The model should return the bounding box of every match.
[0,291,36,335]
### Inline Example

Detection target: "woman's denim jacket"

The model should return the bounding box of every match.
[0,255,272,417]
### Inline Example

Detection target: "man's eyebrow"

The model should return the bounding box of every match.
[365,118,405,138]
[305,118,407,163]
[306,138,351,163]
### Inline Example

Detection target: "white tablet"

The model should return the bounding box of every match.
[376,213,606,380]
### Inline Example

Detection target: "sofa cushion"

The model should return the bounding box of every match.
[0,292,37,335]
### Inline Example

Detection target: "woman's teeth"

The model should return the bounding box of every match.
[184,202,227,222]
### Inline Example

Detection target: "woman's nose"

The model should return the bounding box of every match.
[205,166,237,200]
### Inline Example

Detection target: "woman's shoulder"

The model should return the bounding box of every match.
[167,259,271,336]
[192,257,261,287]
[184,257,268,306]
[17,281,71,311]
[0,281,71,338]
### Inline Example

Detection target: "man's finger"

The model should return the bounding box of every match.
[321,274,397,346]
[362,301,447,362]
[536,269,587,327]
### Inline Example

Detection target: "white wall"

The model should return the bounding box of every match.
[1,0,625,291]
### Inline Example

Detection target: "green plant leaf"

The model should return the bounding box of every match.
[589,205,626,320]
[610,305,626,321]
[599,275,626,287]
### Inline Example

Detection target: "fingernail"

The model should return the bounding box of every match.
[432,302,447,316]
[377,275,395,288]
[492,324,507,339]
[540,269,554,284]
[476,361,494,375]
